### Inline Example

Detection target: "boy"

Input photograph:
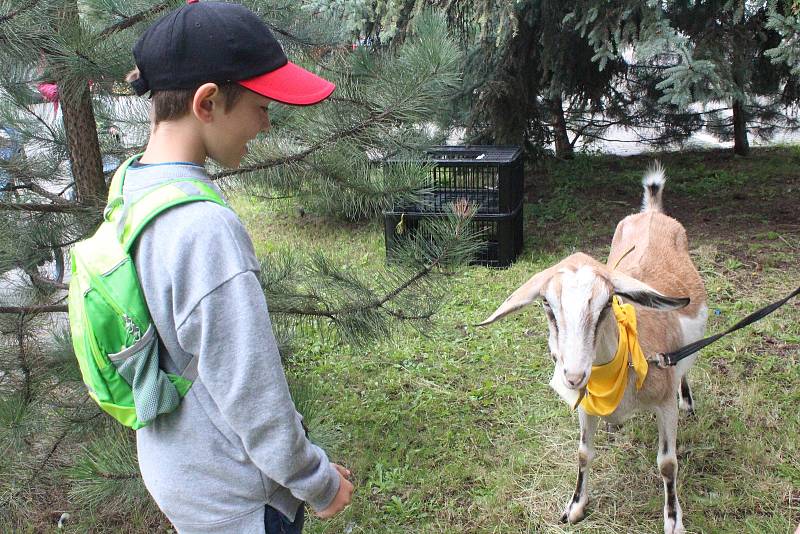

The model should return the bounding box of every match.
[123,2,353,532]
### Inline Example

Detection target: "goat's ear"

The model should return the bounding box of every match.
[610,271,690,310]
[477,267,555,326]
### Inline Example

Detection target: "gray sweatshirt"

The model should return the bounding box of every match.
[124,161,339,533]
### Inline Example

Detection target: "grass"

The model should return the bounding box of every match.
[15,147,795,533]
[232,146,800,533]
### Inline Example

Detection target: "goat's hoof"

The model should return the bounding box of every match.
[664,515,685,534]
[678,397,695,416]
[559,499,588,524]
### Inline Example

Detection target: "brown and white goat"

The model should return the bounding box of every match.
[480,164,707,534]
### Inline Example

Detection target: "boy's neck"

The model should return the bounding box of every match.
[139,119,207,166]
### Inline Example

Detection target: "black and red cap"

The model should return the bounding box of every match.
[131,1,335,105]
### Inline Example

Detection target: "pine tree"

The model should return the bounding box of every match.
[463,0,630,158]
[568,0,800,156]
[0,0,478,529]
[340,1,800,157]
[329,0,641,158]
[765,1,800,72]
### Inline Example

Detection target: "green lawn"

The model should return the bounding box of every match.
[235,147,800,533]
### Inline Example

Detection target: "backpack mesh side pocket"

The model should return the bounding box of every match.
[109,324,180,424]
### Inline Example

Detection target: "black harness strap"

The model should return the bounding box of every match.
[651,285,800,367]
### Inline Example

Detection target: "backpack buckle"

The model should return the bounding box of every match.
[104,196,124,221]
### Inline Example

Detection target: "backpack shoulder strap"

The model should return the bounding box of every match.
[103,154,142,221]
[120,178,228,253]
[107,154,140,202]
[119,180,226,385]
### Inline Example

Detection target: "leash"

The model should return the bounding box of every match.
[649,285,800,368]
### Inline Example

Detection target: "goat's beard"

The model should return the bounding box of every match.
[549,359,586,410]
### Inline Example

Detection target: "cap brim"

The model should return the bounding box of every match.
[237,62,335,106]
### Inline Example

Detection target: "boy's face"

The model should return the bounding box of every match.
[203,87,271,169]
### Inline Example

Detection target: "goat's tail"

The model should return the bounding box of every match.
[641,161,666,213]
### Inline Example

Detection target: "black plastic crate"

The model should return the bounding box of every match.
[392,145,523,215]
[383,202,524,268]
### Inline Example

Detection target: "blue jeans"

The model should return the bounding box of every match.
[264,504,305,534]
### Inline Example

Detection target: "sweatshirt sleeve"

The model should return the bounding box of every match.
[175,270,340,512]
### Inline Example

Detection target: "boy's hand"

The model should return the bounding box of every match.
[316,463,354,519]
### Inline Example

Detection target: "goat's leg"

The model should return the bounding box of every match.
[655,403,685,534]
[560,410,598,524]
[678,375,695,416]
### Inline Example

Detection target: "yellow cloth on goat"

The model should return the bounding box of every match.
[580,295,648,416]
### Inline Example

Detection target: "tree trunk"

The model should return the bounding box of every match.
[550,96,573,159]
[51,0,106,206]
[732,100,749,157]
[60,82,106,205]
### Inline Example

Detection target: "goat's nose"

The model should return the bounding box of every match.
[563,369,587,388]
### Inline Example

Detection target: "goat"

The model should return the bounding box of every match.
[479,163,707,534]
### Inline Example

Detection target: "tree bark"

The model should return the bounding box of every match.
[732,100,749,157]
[550,96,573,159]
[53,0,107,206]
[60,81,106,205]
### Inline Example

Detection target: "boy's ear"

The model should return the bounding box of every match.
[192,83,221,123]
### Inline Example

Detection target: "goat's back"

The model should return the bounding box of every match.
[608,211,707,364]
[609,211,706,316]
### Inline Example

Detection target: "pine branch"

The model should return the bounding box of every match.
[97,2,172,38]
[250,194,298,200]
[212,108,395,180]
[271,275,419,320]
[30,427,69,482]
[328,96,372,109]
[0,427,70,509]
[312,159,430,197]
[569,118,601,147]
[0,201,93,213]
[0,0,41,26]
[19,181,71,205]
[25,271,68,291]
[271,306,335,319]
[386,309,434,320]
[26,107,64,146]
[0,183,29,193]
[271,212,471,320]
[16,315,31,404]
[576,131,690,144]
[96,470,140,480]
[265,22,334,47]
[0,304,67,314]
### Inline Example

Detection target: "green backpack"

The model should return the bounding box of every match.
[67,155,227,429]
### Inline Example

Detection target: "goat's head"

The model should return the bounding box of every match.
[479,253,689,391]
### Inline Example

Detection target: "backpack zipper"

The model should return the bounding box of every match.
[77,255,143,342]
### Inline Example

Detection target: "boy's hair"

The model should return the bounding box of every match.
[127,68,247,124]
